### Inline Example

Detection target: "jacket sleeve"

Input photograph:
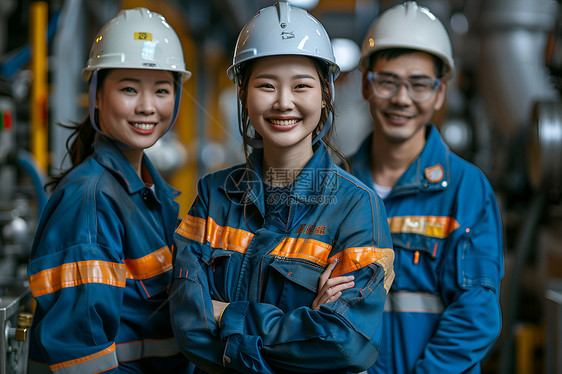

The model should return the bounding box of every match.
[170,181,394,373]
[414,177,504,373]
[28,190,126,373]
[169,182,236,374]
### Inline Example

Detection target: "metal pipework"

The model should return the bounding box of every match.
[527,100,562,194]
[478,0,559,139]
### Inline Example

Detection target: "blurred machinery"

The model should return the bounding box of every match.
[0,1,50,372]
[0,96,44,373]
[526,1,562,372]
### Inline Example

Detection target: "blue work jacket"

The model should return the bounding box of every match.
[170,143,394,373]
[27,136,192,373]
[351,125,504,373]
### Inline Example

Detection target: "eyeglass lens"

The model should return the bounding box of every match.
[368,72,440,102]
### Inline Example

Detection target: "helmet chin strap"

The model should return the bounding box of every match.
[236,70,335,149]
[88,69,182,150]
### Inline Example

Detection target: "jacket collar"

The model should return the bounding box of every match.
[352,124,450,197]
[92,135,180,199]
[222,142,334,214]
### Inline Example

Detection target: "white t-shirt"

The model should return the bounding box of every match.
[373,182,392,199]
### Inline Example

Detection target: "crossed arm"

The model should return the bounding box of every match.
[212,258,355,322]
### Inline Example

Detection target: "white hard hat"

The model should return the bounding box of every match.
[358,1,454,79]
[227,1,340,81]
[82,7,191,82]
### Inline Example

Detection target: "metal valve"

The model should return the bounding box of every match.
[6,312,33,342]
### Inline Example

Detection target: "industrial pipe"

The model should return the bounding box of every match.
[30,1,49,171]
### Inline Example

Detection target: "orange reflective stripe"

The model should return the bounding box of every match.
[49,343,118,373]
[176,215,206,242]
[270,238,394,293]
[176,215,254,253]
[270,237,332,266]
[330,247,395,293]
[124,247,172,280]
[388,216,460,238]
[29,261,127,297]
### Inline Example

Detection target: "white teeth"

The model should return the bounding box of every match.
[269,119,299,126]
[131,123,156,130]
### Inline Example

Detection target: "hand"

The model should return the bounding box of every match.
[212,299,229,324]
[311,259,355,310]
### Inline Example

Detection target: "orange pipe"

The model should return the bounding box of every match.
[30,1,49,170]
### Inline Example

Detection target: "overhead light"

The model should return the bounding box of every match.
[331,38,361,72]
[287,0,320,10]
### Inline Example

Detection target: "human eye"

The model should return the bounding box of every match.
[121,86,137,94]
[409,79,433,92]
[256,82,276,91]
[376,76,397,88]
[156,87,171,95]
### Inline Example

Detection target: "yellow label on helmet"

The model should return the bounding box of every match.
[134,32,152,41]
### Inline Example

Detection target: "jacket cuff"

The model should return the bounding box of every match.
[222,334,272,373]
[219,301,249,339]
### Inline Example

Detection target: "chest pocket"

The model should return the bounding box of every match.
[266,259,323,313]
[392,234,441,292]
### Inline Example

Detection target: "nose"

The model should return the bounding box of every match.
[273,88,294,111]
[136,93,156,114]
[390,81,412,105]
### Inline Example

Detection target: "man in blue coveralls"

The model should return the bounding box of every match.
[351,2,504,373]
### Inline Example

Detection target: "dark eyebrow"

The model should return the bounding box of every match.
[408,74,435,80]
[375,72,399,79]
[117,78,173,85]
[376,72,434,80]
[254,73,317,80]
[118,77,141,84]
[293,74,316,80]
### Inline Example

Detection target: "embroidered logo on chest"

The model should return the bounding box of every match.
[424,164,444,183]
[296,224,326,235]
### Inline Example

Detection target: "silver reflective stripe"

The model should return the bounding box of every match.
[50,345,118,374]
[384,292,444,314]
[116,338,180,362]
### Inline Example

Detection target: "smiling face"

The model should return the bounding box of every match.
[96,68,175,151]
[362,51,446,148]
[245,55,323,159]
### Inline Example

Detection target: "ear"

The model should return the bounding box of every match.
[361,73,371,100]
[94,89,101,110]
[433,79,447,111]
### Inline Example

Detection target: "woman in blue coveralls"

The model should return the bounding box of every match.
[27,8,193,373]
[169,2,395,373]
